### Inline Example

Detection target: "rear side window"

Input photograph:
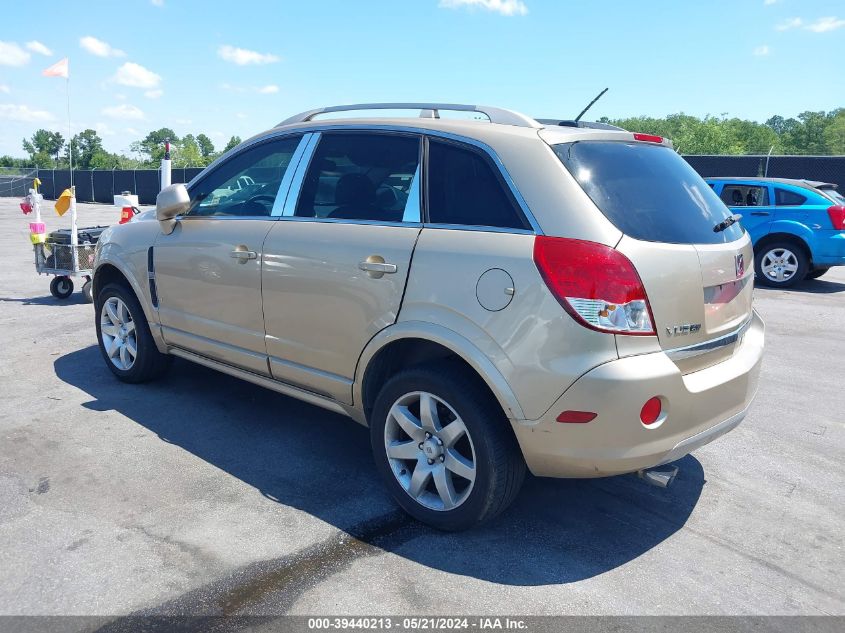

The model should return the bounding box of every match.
[775,188,807,206]
[427,140,529,230]
[720,185,769,207]
[554,142,743,244]
[295,133,420,223]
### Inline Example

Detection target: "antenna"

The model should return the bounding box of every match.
[574,88,608,123]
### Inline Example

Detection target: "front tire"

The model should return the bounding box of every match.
[95,283,171,383]
[370,364,525,531]
[755,242,808,287]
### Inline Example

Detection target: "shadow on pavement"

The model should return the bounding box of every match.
[756,277,845,294]
[0,293,90,306]
[56,345,704,589]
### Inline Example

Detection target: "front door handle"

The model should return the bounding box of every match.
[749,211,770,216]
[359,256,397,279]
[230,246,257,263]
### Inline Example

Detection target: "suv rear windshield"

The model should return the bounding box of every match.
[553,141,744,244]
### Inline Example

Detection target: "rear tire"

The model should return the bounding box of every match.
[50,276,73,299]
[806,267,830,280]
[370,363,525,531]
[755,241,808,288]
[95,282,172,383]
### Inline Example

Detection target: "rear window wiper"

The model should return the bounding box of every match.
[714,213,742,233]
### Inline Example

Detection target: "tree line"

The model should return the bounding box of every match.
[3,128,243,170]
[3,108,844,170]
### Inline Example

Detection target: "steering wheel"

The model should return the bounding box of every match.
[244,194,276,212]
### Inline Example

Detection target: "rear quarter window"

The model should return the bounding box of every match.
[775,188,807,206]
[554,141,743,244]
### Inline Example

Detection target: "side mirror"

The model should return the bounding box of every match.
[156,184,190,234]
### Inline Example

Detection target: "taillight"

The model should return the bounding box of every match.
[633,133,664,144]
[533,236,656,336]
[828,206,845,230]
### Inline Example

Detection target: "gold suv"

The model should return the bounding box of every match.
[93,103,764,530]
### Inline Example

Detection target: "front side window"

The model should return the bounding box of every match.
[188,136,302,217]
[719,184,769,207]
[775,188,807,206]
[427,140,528,230]
[295,133,421,223]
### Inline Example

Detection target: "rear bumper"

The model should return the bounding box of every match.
[512,311,764,478]
[812,231,845,266]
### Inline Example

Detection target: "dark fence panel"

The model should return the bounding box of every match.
[684,155,845,189]
[2,159,843,204]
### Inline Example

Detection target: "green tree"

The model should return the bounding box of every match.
[178,134,202,166]
[139,128,179,163]
[22,129,64,167]
[823,109,845,155]
[223,136,241,153]
[196,133,215,159]
[66,129,104,169]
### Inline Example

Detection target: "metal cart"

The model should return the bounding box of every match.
[33,236,99,302]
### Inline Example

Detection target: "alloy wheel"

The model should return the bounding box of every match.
[761,247,799,283]
[384,391,477,511]
[100,296,137,370]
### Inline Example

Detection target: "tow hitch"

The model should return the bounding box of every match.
[638,464,679,488]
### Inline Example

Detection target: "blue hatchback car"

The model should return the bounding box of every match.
[705,177,845,287]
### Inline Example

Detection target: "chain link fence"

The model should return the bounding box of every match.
[1,157,843,206]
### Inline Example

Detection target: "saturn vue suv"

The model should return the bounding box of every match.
[92,103,765,530]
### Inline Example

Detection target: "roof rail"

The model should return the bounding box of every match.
[277,103,543,129]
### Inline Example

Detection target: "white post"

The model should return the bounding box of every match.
[161,139,172,191]
[70,186,78,272]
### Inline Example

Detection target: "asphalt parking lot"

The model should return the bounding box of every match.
[0,199,843,618]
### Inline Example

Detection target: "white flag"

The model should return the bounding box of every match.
[42,58,69,79]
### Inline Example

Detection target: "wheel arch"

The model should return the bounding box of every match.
[755,231,813,265]
[93,257,167,353]
[355,322,526,425]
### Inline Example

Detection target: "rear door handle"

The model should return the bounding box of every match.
[749,211,770,216]
[359,261,397,274]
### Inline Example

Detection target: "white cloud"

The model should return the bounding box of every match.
[222,83,280,95]
[753,45,770,56]
[0,103,54,122]
[805,16,845,32]
[151,0,164,5]
[0,41,30,66]
[439,0,528,16]
[236,112,248,119]
[217,45,280,65]
[175,118,192,125]
[125,127,141,136]
[764,0,778,5]
[26,41,52,56]
[102,104,145,120]
[0,84,9,94]
[80,36,126,58]
[144,89,163,99]
[258,84,279,94]
[95,121,116,136]
[113,62,161,88]
[776,17,802,31]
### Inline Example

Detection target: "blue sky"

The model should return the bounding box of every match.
[1,0,843,157]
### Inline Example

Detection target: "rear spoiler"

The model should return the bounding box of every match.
[536,119,626,131]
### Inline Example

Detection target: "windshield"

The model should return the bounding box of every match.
[553,141,744,244]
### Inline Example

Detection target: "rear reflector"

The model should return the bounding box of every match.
[828,206,845,230]
[533,236,656,335]
[640,397,662,426]
[633,133,664,144]
[556,411,597,424]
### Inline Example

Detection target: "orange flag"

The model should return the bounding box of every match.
[42,58,69,79]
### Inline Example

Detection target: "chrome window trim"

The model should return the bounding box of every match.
[242,123,543,235]
[281,133,321,217]
[176,215,276,222]
[271,133,313,217]
[665,316,754,362]
[275,216,422,229]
